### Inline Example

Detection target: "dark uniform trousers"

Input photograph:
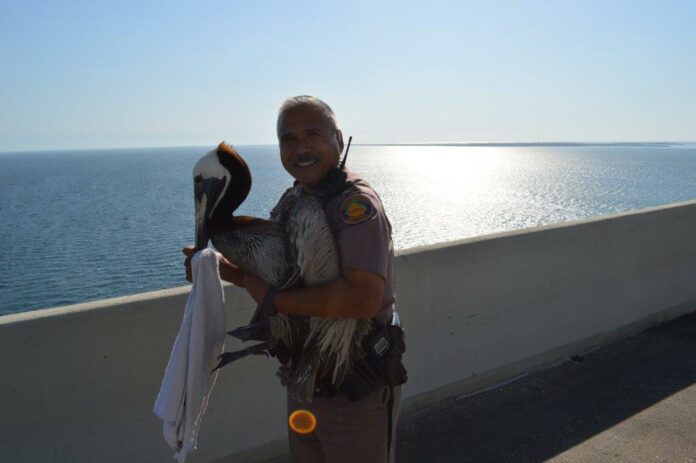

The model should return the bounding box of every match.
[287,384,402,463]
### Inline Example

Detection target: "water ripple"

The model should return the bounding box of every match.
[1,145,696,315]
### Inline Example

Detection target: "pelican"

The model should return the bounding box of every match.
[193,142,373,402]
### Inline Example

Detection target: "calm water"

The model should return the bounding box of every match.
[2,144,696,315]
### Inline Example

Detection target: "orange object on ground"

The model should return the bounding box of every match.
[288,409,317,434]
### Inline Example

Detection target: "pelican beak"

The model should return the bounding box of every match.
[194,175,227,251]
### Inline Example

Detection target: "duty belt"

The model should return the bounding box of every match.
[314,311,407,401]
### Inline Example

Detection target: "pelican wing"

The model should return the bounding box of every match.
[285,195,341,285]
[211,218,292,288]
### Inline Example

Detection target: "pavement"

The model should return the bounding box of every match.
[396,311,696,463]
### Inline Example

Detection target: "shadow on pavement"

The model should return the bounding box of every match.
[396,311,696,462]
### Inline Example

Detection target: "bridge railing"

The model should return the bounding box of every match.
[2,199,696,463]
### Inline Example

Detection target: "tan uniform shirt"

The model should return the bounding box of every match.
[324,170,396,324]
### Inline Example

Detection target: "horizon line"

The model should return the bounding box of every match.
[1,141,695,154]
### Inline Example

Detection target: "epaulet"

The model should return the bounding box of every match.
[313,168,349,208]
[340,183,361,197]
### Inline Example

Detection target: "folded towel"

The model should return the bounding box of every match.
[153,249,226,463]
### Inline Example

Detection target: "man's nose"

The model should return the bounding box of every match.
[296,137,312,154]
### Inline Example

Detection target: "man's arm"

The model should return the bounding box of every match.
[244,268,384,320]
[244,188,391,320]
[184,245,384,320]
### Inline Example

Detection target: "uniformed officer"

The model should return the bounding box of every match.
[185,95,401,463]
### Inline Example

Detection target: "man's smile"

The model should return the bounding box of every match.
[292,154,320,168]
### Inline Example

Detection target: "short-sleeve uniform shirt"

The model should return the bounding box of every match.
[324,170,395,324]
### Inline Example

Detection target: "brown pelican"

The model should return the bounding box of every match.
[193,142,372,402]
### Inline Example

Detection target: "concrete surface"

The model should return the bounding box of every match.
[1,199,696,462]
[391,310,696,463]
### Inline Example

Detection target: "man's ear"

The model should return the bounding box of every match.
[335,129,344,153]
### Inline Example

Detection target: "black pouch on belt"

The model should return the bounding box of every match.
[334,314,408,400]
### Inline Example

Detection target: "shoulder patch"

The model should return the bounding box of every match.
[340,194,375,225]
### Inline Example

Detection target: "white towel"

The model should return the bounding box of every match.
[153,249,226,463]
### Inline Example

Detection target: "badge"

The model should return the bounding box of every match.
[340,194,374,224]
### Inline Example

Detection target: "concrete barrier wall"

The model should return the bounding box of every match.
[2,200,696,463]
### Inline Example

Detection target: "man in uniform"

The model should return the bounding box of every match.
[185,95,401,463]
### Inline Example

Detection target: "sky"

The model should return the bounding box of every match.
[1,0,695,151]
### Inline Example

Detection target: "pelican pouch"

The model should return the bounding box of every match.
[319,313,408,401]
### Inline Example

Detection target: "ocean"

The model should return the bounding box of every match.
[1,144,696,316]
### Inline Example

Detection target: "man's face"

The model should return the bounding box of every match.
[277,105,344,191]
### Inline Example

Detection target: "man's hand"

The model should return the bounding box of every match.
[182,246,246,286]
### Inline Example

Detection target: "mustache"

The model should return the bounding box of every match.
[291,153,320,165]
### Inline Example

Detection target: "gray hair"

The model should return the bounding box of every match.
[277,95,339,132]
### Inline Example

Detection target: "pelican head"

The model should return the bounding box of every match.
[193,142,252,250]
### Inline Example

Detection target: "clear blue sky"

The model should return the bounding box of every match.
[1,0,695,151]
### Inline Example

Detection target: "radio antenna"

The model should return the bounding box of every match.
[339,136,352,170]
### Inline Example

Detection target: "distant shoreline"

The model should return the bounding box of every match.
[358,142,688,148]
[2,141,695,154]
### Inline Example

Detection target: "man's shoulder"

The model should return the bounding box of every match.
[271,183,303,219]
[326,170,387,229]
[331,170,382,206]
[283,182,304,195]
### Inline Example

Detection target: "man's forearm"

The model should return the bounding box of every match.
[273,276,380,320]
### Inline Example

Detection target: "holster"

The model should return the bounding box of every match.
[383,322,408,387]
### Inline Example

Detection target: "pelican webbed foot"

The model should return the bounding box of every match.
[226,322,271,342]
[211,341,274,373]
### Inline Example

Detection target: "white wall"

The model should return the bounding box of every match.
[1,200,695,463]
